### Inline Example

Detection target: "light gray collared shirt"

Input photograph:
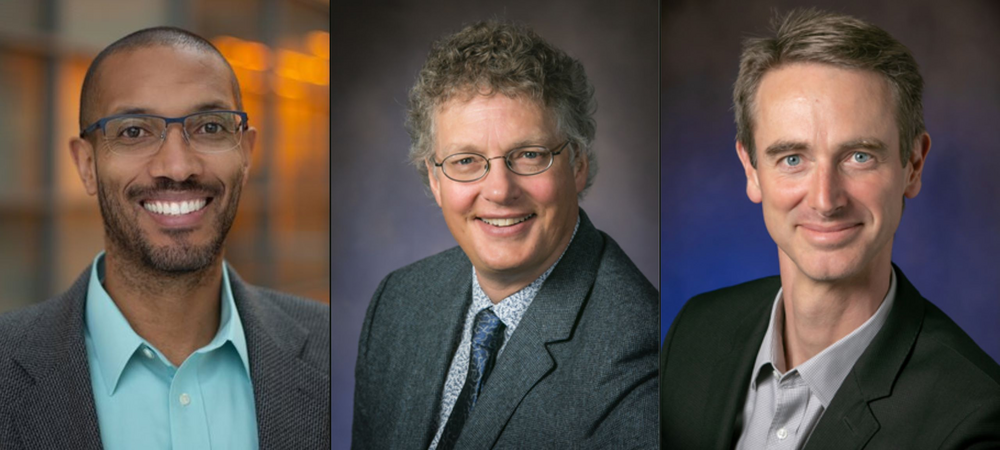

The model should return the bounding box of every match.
[735,269,897,450]
[428,216,580,450]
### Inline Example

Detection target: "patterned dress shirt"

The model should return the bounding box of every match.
[735,270,897,450]
[428,217,580,450]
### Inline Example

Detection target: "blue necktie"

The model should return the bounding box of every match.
[437,308,506,450]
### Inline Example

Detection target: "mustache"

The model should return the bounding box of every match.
[126,178,224,200]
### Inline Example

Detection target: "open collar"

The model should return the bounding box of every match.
[84,252,251,396]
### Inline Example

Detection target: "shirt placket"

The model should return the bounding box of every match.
[765,372,810,449]
[168,352,212,449]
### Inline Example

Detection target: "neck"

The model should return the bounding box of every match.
[102,244,224,367]
[476,271,536,304]
[777,249,893,370]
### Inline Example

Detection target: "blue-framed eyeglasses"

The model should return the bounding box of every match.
[79,110,249,156]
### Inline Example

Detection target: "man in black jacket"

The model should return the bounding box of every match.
[661,9,1000,449]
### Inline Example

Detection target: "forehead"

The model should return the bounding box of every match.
[754,63,895,142]
[93,45,236,116]
[432,94,556,149]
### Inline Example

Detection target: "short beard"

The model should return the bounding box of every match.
[96,168,243,277]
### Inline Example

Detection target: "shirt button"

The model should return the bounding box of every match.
[776,428,788,440]
[142,348,154,359]
[773,369,780,378]
[179,393,191,406]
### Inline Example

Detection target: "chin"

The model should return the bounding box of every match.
[793,252,869,283]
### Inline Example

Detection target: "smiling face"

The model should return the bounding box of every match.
[737,63,928,284]
[427,94,586,289]
[70,45,255,273]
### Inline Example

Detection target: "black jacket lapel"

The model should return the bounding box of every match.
[804,265,924,450]
[708,302,772,449]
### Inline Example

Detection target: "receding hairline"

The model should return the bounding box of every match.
[79,27,243,131]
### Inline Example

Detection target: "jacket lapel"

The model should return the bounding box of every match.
[708,287,773,450]
[804,265,924,450]
[229,269,331,448]
[453,211,603,449]
[11,269,104,450]
[400,255,473,448]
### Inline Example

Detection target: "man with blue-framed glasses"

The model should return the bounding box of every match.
[0,27,329,449]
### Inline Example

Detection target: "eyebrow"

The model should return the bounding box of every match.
[763,140,809,158]
[837,138,889,154]
[762,137,890,158]
[109,101,235,117]
[440,137,555,155]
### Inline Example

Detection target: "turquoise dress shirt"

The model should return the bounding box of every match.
[83,253,259,450]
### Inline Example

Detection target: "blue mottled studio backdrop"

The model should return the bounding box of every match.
[333,2,659,447]
[661,0,1000,363]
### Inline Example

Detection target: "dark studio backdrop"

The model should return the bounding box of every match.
[661,0,1000,363]
[332,1,659,446]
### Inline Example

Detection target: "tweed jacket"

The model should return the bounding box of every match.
[352,210,659,449]
[660,265,1000,449]
[0,265,330,449]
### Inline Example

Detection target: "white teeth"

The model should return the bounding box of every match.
[480,215,533,227]
[143,199,208,216]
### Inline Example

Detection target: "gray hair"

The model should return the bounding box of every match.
[734,8,925,167]
[407,20,598,197]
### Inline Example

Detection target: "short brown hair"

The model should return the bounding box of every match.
[733,8,925,167]
[407,20,598,196]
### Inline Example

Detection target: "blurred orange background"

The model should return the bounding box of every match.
[0,0,330,310]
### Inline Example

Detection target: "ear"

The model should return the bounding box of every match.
[572,146,588,194]
[239,127,257,187]
[736,141,762,204]
[70,137,98,196]
[425,159,443,207]
[903,132,930,199]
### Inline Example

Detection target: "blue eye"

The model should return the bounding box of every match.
[853,152,871,163]
[784,155,801,166]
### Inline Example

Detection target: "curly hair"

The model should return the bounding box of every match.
[734,8,925,167]
[407,20,598,197]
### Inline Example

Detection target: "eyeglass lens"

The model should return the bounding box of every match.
[441,147,554,181]
[104,112,244,155]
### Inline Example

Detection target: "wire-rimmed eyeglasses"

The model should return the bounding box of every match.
[79,110,249,157]
[432,141,571,182]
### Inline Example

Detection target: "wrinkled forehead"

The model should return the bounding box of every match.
[91,45,238,117]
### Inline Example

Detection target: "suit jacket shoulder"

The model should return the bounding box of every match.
[354,210,659,449]
[660,276,778,449]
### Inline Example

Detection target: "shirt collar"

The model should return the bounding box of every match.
[471,215,580,330]
[84,252,251,395]
[749,268,897,407]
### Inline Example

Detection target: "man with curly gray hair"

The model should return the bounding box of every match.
[353,20,658,449]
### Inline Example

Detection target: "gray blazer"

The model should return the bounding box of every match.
[353,211,659,449]
[0,265,331,449]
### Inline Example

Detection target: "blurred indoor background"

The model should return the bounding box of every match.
[0,0,330,310]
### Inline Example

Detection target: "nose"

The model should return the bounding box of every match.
[808,161,847,216]
[148,124,203,181]
[481,157,521,205]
